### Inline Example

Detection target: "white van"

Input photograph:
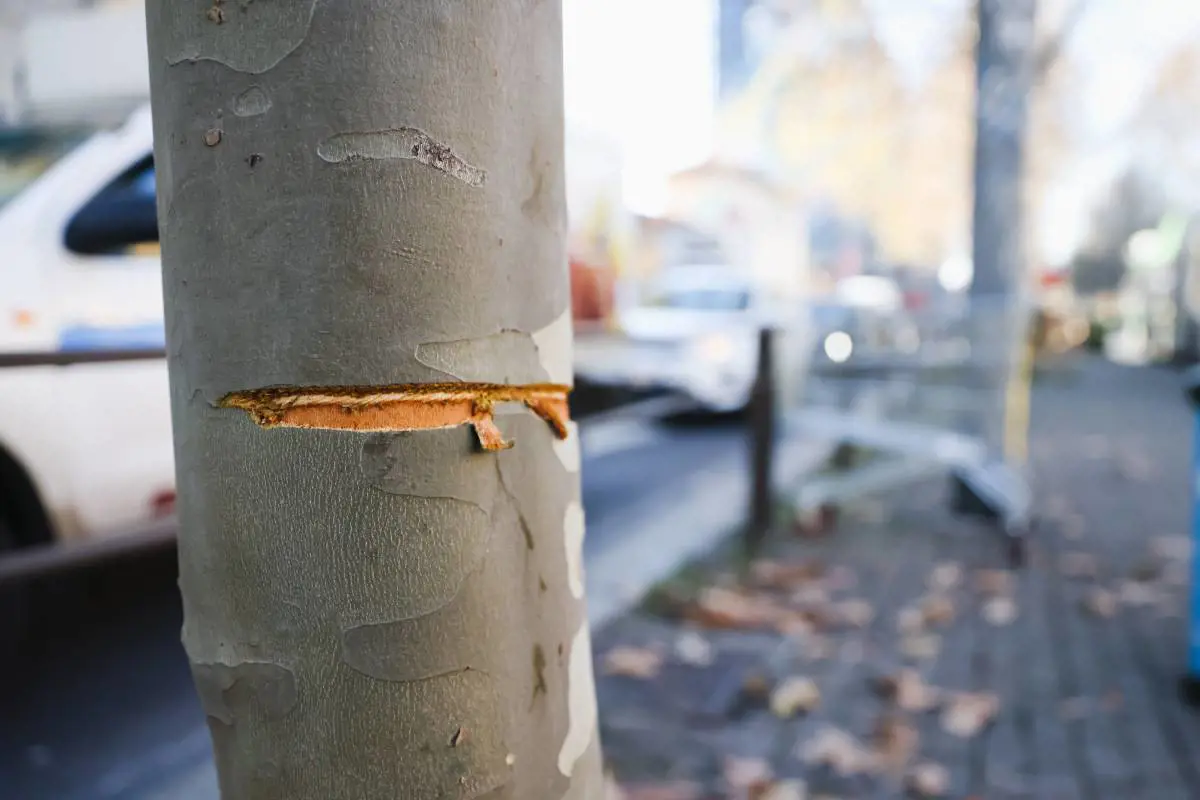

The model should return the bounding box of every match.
[0,106,173,557]
[0,106,644,562]
[574,264,811,413]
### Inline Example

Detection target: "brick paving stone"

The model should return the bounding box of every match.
[595,357,1200,799]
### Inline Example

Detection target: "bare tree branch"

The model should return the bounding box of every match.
[1033,0,1089,77]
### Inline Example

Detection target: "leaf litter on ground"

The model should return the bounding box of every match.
[873,668,942,712]
[673,630,715,667]
[770,676,821,718]
[941,691,1000,738]
[982,595,1018,626]
[799,725,875,777]
[603,645,664,679]
[906,761,950,798]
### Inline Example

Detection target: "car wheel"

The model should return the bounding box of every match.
[0,515,32,655]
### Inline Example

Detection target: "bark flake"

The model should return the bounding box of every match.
[317,127,487,187]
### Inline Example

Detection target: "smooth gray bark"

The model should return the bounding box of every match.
[145,2,602,798]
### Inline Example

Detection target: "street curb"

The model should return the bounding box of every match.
[584,433,838,631]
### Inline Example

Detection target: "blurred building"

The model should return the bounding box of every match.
[663,160,809,299]
[1,0,147,128]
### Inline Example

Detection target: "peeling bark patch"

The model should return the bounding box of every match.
[232,86,272,117]
[317,128,487,187]
[564,501,585,599]
[416,330,547,384]
[220,382,570,451]
[557,623,597,777]
[191,661,297,725]
[165,0,317,74]
[531,309,574,385]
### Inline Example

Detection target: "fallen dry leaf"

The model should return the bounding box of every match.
[900,633,941,662]
[941,692,1000,738]
[921,595,956,627]
[603,646,664,679]
[974,569,1012,597]
[874,668,941,712]
[871,713,919,775]
[757,779,808,800]
[1152,535,1191,562]
[928,562,963,592]
[789,584,830,609]
[723,755,773,794]
[688,587,782,630]
[897,606,926,634]
[982,596,1018,626]
[799,726,874,776]
[835,598,874,629]
[674,631,714,667]
[906,761,950,798]
[751,559,825,590]
[1082,587,1117,619]
[776,612,818,638]
[1117,579,1156,608]
[1059,552,1098,579]
[770,676,821,718]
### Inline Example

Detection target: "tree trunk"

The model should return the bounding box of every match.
[144,3,603,798]
[970,0,1037,453]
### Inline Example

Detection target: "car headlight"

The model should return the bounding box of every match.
[823,331,853,363]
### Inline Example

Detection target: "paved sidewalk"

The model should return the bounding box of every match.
[595,356,1200,799]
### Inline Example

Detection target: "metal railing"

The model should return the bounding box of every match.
[744,294,1035,564]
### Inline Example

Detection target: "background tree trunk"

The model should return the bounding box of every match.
[970,0,1037,453]
[145,2,603,798]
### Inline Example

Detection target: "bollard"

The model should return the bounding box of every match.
[746,327,776,555]
[1182,368,1200,705]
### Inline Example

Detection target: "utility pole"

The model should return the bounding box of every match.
[145,2,603,798]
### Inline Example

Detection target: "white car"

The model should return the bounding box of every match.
[574,265,809,412]
[0,106,173,557]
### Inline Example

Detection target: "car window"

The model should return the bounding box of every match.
[64,155,159,256]
[652,288,751,311]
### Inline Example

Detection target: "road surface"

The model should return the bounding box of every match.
[0,410,748,800]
